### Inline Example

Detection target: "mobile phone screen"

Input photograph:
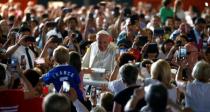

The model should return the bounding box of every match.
[119,48,128,55]
[62,81,70,92]
[178,47,187,59]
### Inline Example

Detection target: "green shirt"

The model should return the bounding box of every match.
[160,6,174,24]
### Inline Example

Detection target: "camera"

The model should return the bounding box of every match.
[178,47,187,59]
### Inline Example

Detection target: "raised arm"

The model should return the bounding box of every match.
[124,87,145,112]
[5,35,26,57]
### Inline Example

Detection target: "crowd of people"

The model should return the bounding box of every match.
[0,0,210,112]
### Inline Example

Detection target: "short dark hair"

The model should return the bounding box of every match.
[49,35,62,44]
[161,39,174,54]
[120,64,138,85]
[19,27,31,34]
[0,64,6,86]
[143,43,159,59]
[194,17,206,25]
[23,69,40,87]
[43,93,71,112]
[163,0,172,7]
[118,53,136,67]
[69,51,81,72]
[67,17,78,24]
[145,83,168,112]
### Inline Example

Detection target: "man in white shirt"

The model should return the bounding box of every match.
[82,30,117,80]
[176,60,210,112]
[6,27,35,70]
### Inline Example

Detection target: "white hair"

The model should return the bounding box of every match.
[96,30,110,40]
[192,60,210,82]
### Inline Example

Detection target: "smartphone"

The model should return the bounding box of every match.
[178,47,187,59]
[203,41,208,51]
[26,13,31,21]
[119,48,128,55]
[154,28,164,37]
[90,86,96,98]
[62,81,70,93]
[63,8,72,13]
[8,58,18,71]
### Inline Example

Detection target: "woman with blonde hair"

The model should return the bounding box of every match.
[144,59,177,103]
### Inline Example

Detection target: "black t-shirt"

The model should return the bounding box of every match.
[114,85,146,112]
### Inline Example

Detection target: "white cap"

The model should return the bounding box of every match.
[96,30,111,40]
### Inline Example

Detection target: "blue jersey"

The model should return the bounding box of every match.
[42,65,83,100]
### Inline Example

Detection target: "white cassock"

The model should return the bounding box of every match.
[82,41,117,80]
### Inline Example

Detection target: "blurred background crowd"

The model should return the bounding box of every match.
[0,0,210,112]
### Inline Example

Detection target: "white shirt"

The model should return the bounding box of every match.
[7,45,35,70]
[144,78,177,103]
[185,80,210,112]
[175,10,185,20]
[46,28,63,39]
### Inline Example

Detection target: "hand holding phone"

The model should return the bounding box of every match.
[178,47,187,59]
[62,81,70,93]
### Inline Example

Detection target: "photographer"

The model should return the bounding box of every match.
[46,8,71,41]
[6,28,36,70]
